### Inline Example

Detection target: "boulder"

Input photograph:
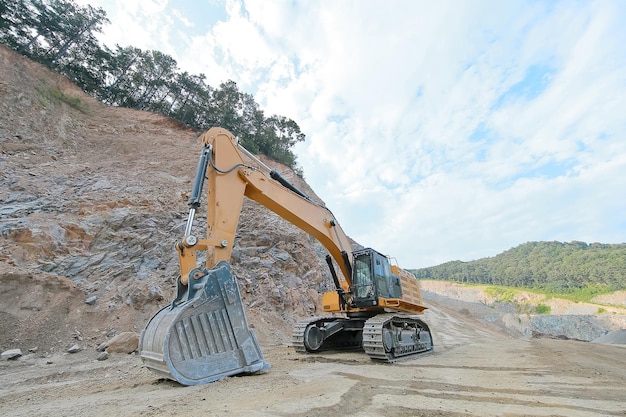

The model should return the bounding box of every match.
[2,348,23,360]
[67,344,82,353]
[104,331,139,353]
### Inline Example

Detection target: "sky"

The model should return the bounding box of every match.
[75,0,626,268]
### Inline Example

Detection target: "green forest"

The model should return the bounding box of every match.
[410,241,626,293]
[0,0,304,170]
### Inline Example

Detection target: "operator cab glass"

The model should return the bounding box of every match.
[353,253,375,305]
[352,249,402,307]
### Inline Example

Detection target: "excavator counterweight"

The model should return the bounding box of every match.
[139,127,432,385]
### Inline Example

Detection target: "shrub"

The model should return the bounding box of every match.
[535,304,551,314]
[485,286,516,303]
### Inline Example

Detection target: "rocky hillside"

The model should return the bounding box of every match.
[421,280,626,342]
[0,45,333,353]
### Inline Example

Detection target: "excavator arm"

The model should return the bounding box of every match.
[177,127,353,294]
[140,127,358,385]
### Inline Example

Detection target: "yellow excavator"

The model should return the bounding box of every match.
[139,127,433,385]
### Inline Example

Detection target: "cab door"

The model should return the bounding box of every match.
[352,251,377,307]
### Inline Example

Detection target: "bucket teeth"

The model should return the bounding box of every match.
[139,261,269,385]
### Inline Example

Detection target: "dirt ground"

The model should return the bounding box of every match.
[2,299,625,417]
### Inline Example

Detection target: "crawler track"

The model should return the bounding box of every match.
[362,314,433,362]
[292,317,363,353]
[292,317,326,353]
[292,314,432,361]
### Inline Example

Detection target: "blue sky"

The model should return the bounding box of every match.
[76,0,626,268]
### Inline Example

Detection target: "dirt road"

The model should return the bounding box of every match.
[2,300,625,417]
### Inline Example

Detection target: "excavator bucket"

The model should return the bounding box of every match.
[139,261,269,385]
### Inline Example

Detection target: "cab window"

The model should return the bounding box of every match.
[374,256,390,298]
[354,256,375,299]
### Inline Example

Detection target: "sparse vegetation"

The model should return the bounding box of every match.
[484,286,517,303]
[543,285,614,303]
[36,80,87,112]
[535,304,551,314]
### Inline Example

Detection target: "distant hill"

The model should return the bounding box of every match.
[410,241,626,292]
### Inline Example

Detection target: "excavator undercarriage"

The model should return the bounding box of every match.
[292,314,433,362]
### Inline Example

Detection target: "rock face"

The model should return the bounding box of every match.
[421,281,626,342]
[529,315,626,341]
[0,45,340,353]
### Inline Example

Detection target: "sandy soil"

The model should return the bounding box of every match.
[2,299,625,417]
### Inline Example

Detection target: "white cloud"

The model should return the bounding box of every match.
[78,0,626,267]
[173,9,194,28]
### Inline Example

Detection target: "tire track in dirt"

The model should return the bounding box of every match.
[281,373,623,417]
[2,339,625,417]
[2,298,625,417]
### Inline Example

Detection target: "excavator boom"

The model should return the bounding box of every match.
[174,128,354,288]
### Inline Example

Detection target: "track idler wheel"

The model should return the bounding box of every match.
[304,325,324,351]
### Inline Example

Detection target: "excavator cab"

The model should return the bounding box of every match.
[352,248,403,308]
